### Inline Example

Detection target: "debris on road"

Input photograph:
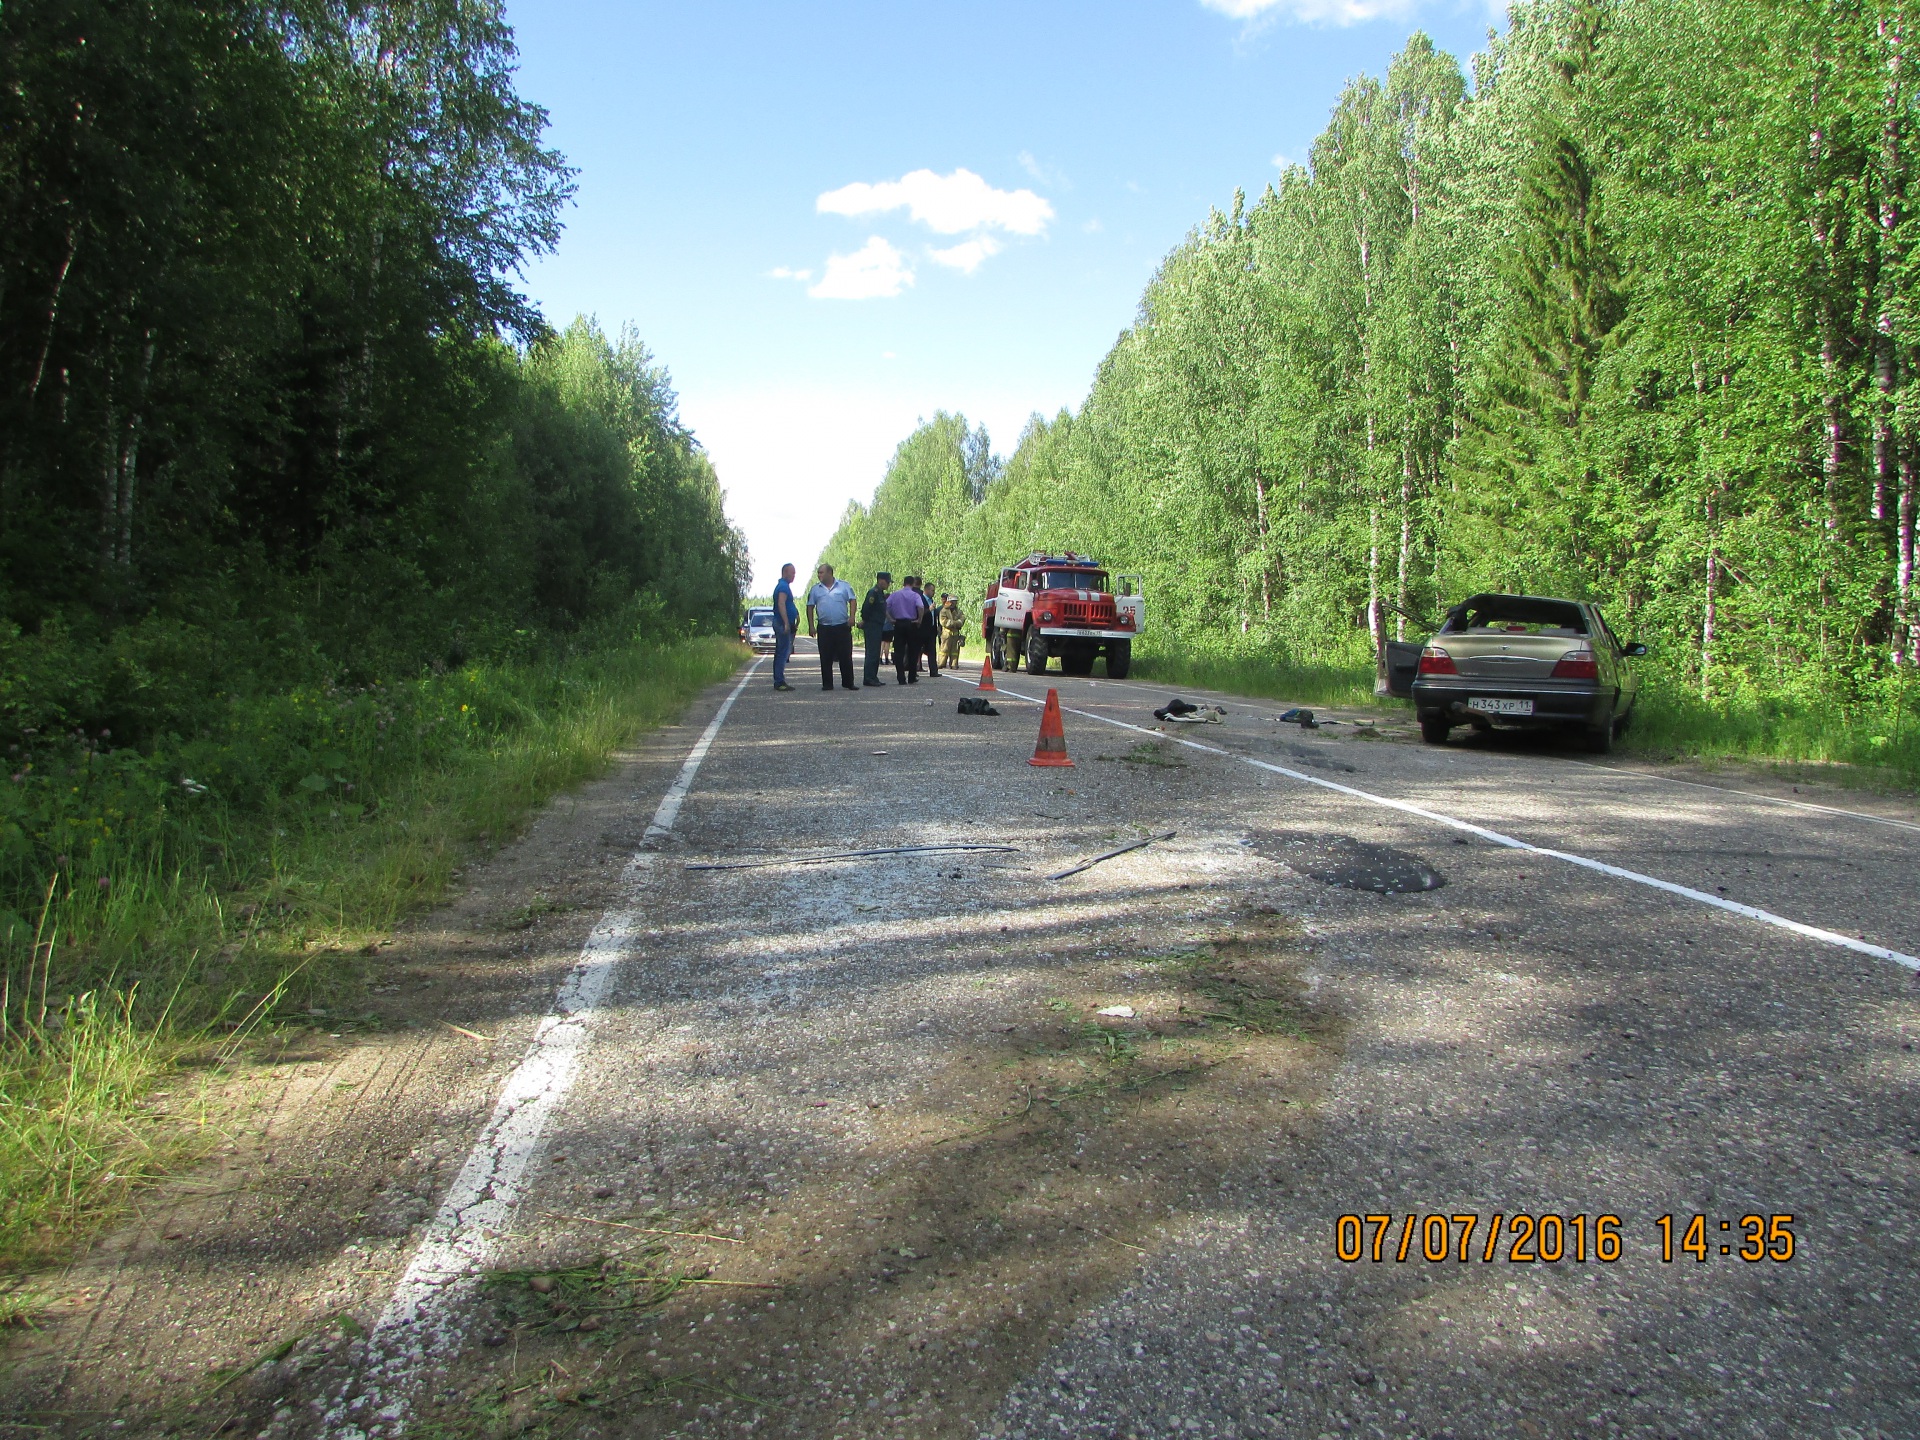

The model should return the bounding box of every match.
[1047,829,1178,881]
[958,695,1000,715]
[1096,1005,1136,1018]
[1277,707,1318,728]
[686,842,1018,872]
[1155,697,1226,723]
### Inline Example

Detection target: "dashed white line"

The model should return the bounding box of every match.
[959,674,1919,973]
[325,660,761,1437]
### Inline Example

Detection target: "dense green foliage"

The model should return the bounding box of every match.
[0,1,746,929]
[0,1,747,1265]
[823,0,1920,770]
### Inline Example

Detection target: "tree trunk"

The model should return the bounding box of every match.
[28,226,79,405]
[1702,490,1717,699]
[1898,444,1917,663]
[1251,451,1271,625]
[1397,443,1414,640]
[1369,505,1388,694]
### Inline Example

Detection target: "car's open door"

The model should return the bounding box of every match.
[1384,639,1422,698]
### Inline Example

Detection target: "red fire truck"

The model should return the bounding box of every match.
[981,553,1143,678]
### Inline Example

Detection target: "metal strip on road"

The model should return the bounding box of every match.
[325,659,763,1438]
[958,673,1920,973]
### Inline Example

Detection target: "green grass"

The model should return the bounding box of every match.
[1621,675,1920,788]
[0,636,746,1282]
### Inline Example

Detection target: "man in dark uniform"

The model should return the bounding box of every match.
[860,572,892,686]
[916,577,941,678]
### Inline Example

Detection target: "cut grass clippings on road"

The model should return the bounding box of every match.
[0,636,747,1283]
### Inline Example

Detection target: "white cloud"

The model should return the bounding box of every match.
[817,168,1054,236]
[768,265,812,281]
[1271,152,1292,170]
[808,236,914,300]
[1201,0,1414,23]
[1082,217,1104,234]
[927,235,1003,274]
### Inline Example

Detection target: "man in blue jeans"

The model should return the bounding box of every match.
[770,562,799,692]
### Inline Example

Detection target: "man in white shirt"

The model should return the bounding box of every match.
[805,563,860,691]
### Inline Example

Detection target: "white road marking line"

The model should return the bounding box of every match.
[959,660,1920,837]
[959,675,1919,973]
[324,660,762,1438]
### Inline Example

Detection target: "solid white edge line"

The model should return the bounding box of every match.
[953,672,1919,973]
[324,659,763,1438]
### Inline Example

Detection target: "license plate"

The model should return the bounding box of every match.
[1468,697,1534,716]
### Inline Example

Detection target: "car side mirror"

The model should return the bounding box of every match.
[1622,642,1648,657]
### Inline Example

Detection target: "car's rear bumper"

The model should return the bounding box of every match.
[1412,678,1615,729]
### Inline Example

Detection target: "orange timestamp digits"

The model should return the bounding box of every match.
[1333,1213,1622,1264]
[1655,1213,1795,1262]
[1334,1213,1796,1264]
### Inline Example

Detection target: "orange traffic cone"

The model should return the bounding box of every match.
[978,650,998,692]
[1029,688,1073,767]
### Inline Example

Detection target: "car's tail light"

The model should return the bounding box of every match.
[1417,645,1457,676]
[1552,649,1600,679]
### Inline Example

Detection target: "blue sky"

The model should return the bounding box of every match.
[503,0,1503,591]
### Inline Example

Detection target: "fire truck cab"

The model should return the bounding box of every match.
[981,553,1143,678]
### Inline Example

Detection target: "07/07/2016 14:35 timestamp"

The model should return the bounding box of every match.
[1333,1213,1797,1265]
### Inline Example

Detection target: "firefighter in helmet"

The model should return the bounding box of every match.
[938,593,965,669]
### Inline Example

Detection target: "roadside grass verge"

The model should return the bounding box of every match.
[0,636,746,1281]
[1621,676,1920,789]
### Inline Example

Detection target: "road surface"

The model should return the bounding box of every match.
[7,652,1916,1440]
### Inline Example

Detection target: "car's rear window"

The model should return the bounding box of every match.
[1442,596,1587,636]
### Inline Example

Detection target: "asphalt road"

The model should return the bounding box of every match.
[10,650,1916,1440]
[962,665,1919,1440]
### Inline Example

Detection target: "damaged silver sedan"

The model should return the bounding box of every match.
[1407,593,1646,753]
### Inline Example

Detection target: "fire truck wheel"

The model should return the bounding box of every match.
[1025,626,1050,675]
[1105,640,1131,679]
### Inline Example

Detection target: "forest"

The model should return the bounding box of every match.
[0,0,743,1266]
[0,0,745,923]
[822,0,1920,772]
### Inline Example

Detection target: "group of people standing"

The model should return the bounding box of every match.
[764,562,964,692]
[866,571,964,686]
